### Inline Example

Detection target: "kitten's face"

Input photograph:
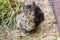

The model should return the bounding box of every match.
[23,5,35,15]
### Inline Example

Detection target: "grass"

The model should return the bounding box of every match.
[0,0,24,26]
[0,0,24,40]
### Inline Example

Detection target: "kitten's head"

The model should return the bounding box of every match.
[23,2,35,15]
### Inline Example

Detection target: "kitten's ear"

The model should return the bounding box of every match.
[32,1,35,6]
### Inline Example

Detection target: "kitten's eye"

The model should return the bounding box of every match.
[24,9,28,13]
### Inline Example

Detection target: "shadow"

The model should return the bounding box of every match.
[29,3,44,35]
[34,5,44,27]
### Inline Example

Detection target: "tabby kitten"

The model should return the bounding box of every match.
[16,2,44,36]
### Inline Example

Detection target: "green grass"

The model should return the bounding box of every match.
[0,0,24,40]
[0,0,24,27]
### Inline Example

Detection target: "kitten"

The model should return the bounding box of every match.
[16,2,44,36]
